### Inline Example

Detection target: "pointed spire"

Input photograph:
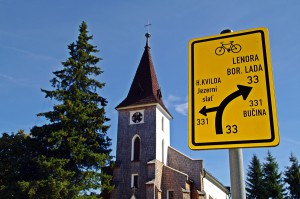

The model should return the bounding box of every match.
[116,33,171,117]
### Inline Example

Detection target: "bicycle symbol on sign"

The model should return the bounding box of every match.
[215,41,242,56]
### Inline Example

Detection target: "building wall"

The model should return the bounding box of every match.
[155,106,171,165]
[167,147,204,191]
[113,106,158,199]
[203,178,230,199]
[112,108,227,199]
[151,159,164,189]
[161,166,190,199]
[146,184,155,199]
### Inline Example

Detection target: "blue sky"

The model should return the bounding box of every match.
[1,0,300,187]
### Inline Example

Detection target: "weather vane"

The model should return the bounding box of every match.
[144,21,152,33]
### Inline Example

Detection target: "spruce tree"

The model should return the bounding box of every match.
[262,151,285,199]
[284,153,300,199]
[28,21,112,198]
[246,154,265,199]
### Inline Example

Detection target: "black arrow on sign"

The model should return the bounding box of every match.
[199,106,218,116]
[199,85,252,134]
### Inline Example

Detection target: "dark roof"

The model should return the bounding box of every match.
[116,35,171,117]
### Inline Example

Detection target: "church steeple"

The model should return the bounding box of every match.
[111,32,174,199]
[116,33,170,116]
[110,30,213,199]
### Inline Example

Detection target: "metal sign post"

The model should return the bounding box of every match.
[229,148,246,199]
[221,29,246,199]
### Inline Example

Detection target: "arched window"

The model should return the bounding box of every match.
[132,135,141,161]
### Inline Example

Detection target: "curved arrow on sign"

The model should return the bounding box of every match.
[199,85,252,134]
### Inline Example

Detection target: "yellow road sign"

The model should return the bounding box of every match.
[188,27,279,150]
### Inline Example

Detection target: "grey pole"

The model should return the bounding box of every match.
[229,148,246,199]
[220,29,246,199]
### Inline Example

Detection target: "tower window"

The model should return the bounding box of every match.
[132,135,141,161]
[167,190,174,199]
[131,174,139,188]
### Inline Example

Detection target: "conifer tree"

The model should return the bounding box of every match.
[262,151,285,199]
[284,153,300,199]
[246,154,265,199]
[27,21,112,198]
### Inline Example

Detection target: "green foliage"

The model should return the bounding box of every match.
[0,130,40,199]
[245,152,300,199]
[246,154,265,199]
[27,21,112,198]
[262,151,285,199]
[0,21,112,198]
[284,153,300,199]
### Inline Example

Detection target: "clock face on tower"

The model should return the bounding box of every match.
[130,110,144,124]
[132,112,143,123]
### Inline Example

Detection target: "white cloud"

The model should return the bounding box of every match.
[0,44,59,63]
[0,73,37,88]
[0,73,19,84]
[174,102,188,116]
[282,137,300,146]
[165,94,188,116]
[164,94,181,109]
[6,46,58,62]
[167,94,181,102]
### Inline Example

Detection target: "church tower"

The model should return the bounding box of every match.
[111,32,172,199]
[107,31,231,199]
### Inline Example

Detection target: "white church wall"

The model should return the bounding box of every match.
[203,178,230,199]
[155,106,170,165]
